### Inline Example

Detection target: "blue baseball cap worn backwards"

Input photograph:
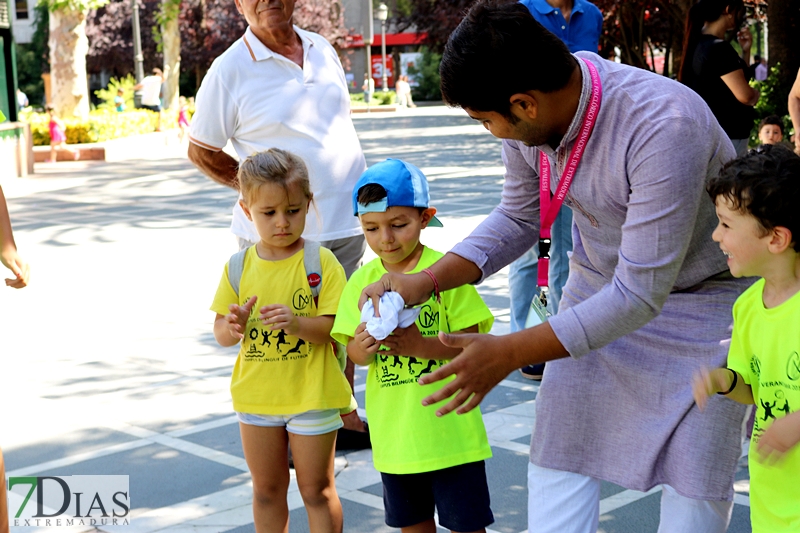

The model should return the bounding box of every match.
[353,158,443,227]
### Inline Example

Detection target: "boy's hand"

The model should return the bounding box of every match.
[260,304,299,335]
[349,322,381,362]
[756,411,800,464]
[225,295,257,339]
[692,367,732,411]
[381,323,426,357]
[2,249,29,288]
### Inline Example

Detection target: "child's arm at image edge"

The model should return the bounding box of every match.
[0,185,29,288]
[380,324,480,360]
[691,367,754,411]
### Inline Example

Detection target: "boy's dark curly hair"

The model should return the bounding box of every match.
[707,144,800,251]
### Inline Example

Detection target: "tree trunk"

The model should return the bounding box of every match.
[162,13,180,111]
[49,8,90,119]
[767,0,800,116]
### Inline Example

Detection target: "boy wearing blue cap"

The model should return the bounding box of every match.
[331,159,495,533]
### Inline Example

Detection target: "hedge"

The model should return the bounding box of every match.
[25,109,178,146]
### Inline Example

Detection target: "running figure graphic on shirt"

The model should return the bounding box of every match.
[275,330,291,352]
[285,338,306,356]
[261,330,272,347]
[417,359,442,378]
[378,353,405,370]
[408,357,423,375]
[761,398,778,421]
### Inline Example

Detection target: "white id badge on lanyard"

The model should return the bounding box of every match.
[524,287,551,328]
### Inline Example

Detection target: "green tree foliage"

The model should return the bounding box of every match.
[395,0,472,53]
[407,47,441,101]
[93,74,136,111]
[15,3,49,107]
[86,0,163,78]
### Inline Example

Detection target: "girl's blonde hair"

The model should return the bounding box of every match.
[238,148,313,205]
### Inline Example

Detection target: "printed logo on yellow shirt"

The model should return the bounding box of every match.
[242,321,309,362]
[375,352,446,388]
[787,352,800,381]
[751,350,799,444]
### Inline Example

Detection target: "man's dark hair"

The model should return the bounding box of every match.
[758,114,784,134]
[707,144,800,251]
[439,0,576,117]
[357,183,387,205]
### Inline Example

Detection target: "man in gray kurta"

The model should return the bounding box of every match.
[357,3,749,532]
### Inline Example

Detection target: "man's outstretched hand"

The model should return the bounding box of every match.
[418,332,517,416]
[358,271,432,315]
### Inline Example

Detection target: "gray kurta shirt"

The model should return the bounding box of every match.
[451,53,749,499]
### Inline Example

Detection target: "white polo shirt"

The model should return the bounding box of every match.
[190,26,366,242]
[139,75,162,107]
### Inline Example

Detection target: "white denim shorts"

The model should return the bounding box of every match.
[237,409,343,436]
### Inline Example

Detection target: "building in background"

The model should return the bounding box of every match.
[9,0,32,44]
[341,0,425,93]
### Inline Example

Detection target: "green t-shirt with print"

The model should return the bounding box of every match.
[727,278,800,533]
[332,246,494,474]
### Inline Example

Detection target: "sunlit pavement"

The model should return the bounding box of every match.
[1,106,750,532]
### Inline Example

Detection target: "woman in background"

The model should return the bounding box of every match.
[679,0,759,156]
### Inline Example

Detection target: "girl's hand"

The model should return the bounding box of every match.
[225,295,257,339]
[260,304,299,335]
[756,411,800,464]
[381,323,426,357]
[692,367,733,411]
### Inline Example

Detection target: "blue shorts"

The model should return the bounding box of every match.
[237,410,342,436]
[381,461,493,531]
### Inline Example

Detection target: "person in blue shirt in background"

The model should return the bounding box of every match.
[511,0,603,381]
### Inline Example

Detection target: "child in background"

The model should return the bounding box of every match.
[757,115,785,146]
[210,149,351,533]
[177,96,190,143]
[1,179,30,533]
[114,89,126,112]
[332,159,495,533]
[45,105,79,163]
[693,144,800,533]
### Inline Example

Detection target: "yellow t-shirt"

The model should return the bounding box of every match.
[211,246,351,415]
[331,246,494,474]
[727,278,800,533]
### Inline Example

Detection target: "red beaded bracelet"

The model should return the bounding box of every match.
[420,268,441,303]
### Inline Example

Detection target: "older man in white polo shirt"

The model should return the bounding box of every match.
[188,0,368,434]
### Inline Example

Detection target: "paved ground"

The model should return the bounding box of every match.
[1,107,751,532]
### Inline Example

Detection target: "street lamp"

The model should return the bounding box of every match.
[377,3,388,92]
[131,0,144,107]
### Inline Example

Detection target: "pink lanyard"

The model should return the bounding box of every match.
[537,58,602,288]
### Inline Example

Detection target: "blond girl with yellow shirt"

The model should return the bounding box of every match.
[211,149,351,533]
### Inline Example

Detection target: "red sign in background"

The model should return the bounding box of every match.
[371,56,395,88]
